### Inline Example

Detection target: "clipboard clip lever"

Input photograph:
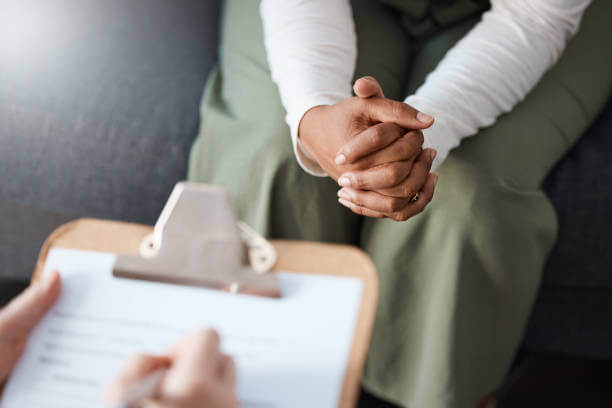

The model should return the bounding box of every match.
[113,182,281,298]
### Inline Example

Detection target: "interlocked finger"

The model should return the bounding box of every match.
[338,173,439,221]
[336,122,404,165]
[349,131,424,171]
[339,160,413,190]
[376,148,435,198]
[337,198,386,219]
[338,188,410,214]
[389,173,438,221]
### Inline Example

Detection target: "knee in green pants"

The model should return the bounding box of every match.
[361,158,558,407]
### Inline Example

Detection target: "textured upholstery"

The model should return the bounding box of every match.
[0,0,220,225]
[523,286,612,358]
[542,98,612,289]
[523,99,612,357]
[0,0,220,279]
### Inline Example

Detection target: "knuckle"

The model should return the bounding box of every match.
[183,378,211,399]
[386,165,403,185]
[389,198,404,212]
[409,130,425,146]
[388,123,403,138]
[350,159,369,171]
[414,160,427,174]
[369,127,384,145]
[390,101,407,120]
[401,183,415,199]
[349,115,367,133]
[391,212,407,222]
[352,175,365,189]
[356,97,370,112]
[398,138,417,159]
[382,199,394,213]
[341,144,353,158]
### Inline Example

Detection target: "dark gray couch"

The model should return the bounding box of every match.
[1,0,611,372]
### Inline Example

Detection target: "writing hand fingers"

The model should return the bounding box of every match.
[168,329,222,378]
[219,354,237,388]
[159,329,227,405]
[104,354,170,405]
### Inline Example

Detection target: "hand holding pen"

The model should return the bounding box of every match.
[106,329,238,408]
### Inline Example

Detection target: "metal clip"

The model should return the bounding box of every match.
[114,182,281,298]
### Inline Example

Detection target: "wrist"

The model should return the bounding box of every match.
[297,105,326,160]
[297,105,331,173]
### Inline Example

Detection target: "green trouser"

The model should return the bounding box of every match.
[189,1,612,407]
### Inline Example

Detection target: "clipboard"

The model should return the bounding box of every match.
[30,184,379,408]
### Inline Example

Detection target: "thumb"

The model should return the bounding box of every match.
[0,270,61,337]
[354,76,384,98]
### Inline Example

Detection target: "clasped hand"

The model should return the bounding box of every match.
[299,77,438,221]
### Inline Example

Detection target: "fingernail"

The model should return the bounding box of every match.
[342,188,357,201]
[338,198,351,207]
[432,173,439,186]
[430,149,437,161]
[337,189,350,200]
[335,154,347,165]
[338,176,351,187]
[417,112,433,124]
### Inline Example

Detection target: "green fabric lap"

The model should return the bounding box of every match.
[189,0,612,407]
[361,1,612,406]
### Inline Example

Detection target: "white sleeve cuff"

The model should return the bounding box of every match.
[404,95,463,172]
[295,137,327,177]
[421,122,456,172]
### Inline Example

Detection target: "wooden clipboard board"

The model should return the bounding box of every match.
[32,218,379,408]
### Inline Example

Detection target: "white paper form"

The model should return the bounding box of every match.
[1,248,363,408]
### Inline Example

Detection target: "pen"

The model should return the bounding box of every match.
[115,367,167,408]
